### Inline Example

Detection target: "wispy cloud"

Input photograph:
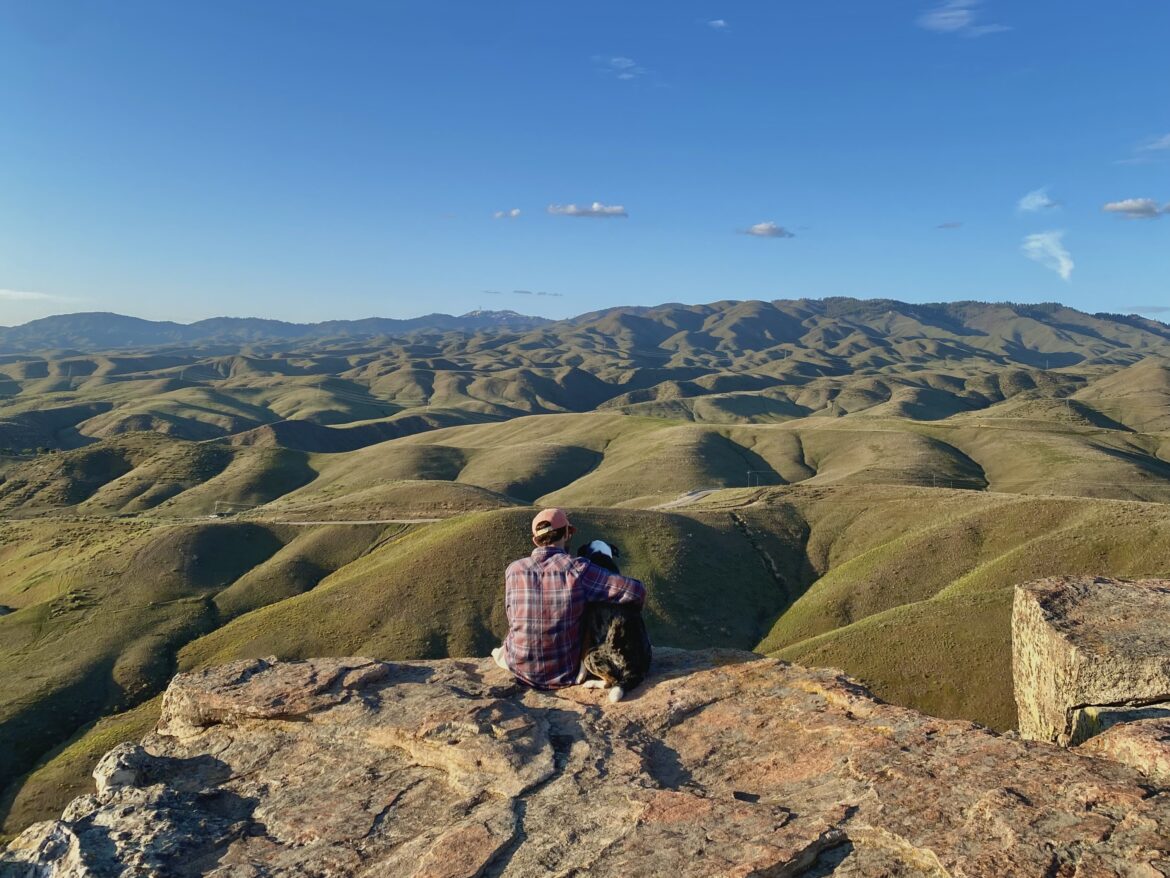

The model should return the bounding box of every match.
[593,56,648,81]
[1021,231,1073,281]
[1103,198,1168,219]
[548,202,629,218]
[707,19,728,30]
[1017,188,1060,213]
[917,0,1010,37]
[0,288,73,302]
[741,222,795,239]
[1117,133,1170,165]
[1126,305,1170,315]
[1138,133,1170,154]
[936,221,964,230]
[493,208,521,220]
[491,289,564,298]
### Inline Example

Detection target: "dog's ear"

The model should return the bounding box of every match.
[577,543,590,558]
[610,543,621,559]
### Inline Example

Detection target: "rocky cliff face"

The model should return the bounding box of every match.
[4,648,1170,877]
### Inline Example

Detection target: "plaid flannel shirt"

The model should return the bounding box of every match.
[504,546,646,689]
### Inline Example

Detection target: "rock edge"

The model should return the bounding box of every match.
[3,648,1170,877]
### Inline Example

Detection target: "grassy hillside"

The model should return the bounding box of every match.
[4,297,1170,842]
[3,299,1169,460]
[735,487,1170,728]
[175,507,799,669]
[0,518,387,839]
[8,485,1170,840]
[0,506,801,839]
[0,435,317,516]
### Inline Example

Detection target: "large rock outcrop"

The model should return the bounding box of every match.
[4,649,1170,877]
[1013,575,1170,745]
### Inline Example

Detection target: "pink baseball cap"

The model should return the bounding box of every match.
[531,507,572,535]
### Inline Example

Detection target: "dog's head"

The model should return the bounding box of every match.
[578,539,621,573]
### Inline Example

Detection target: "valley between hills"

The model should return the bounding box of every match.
[3,296,1170,841]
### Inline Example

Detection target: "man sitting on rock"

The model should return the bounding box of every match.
[492,507,645,689]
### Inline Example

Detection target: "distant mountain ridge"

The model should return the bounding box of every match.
[0,310,552,352]
[3,298,1168,355]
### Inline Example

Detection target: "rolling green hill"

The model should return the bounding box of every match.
[4,296,1170,843]
[6,486,1170,840]
[3,299,1169,458]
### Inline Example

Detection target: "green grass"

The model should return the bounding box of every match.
[0,696,161,843]
[6,485,1170,839]
[0,518,400,837]
[750,487,1170,731]
[0,521,282,790]
[0,435,316,516]
[174,506,795,670]
[773,589,1015,728]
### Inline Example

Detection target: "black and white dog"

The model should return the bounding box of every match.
[576,539,652,703]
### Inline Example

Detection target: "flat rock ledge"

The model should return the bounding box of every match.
[1014,576,1170,746]
[4,649,1170,877]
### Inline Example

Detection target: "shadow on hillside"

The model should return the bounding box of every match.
[1000,344,1084,370]
[728,505,822,646]
[1065,401,1134,432]
[719,436,784,488]
[0,658,120,834]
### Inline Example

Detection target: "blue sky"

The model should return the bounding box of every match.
[1,0,1167,326]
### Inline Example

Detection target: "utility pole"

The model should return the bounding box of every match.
[747,470,775,488]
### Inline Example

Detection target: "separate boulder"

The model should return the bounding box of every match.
[1078,717,1170,786]
[1013,575,1170,745]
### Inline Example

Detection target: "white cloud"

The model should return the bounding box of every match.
[936,221,964,229]
[708,19,728,29]
[1138,133,1170,153]
[964,23,1010,36]
[741,222,795,239]
[547,202,629,218]
[917,0,1009,37]
[1017,188,1060,213]
[0,288,69,302]
[593,56,648,81]
[1117,133,1170,165]
[1103,198,1168,219]
[1126,305,1170,314]
[918,0,975,31]
[1021,231,1073,281]
[493,208,521,220]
